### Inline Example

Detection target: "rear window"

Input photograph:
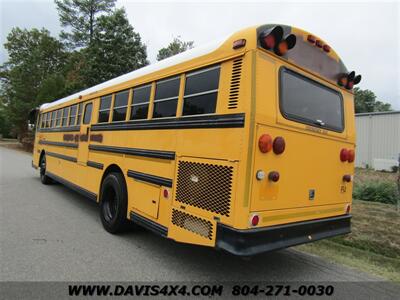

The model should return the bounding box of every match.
[279,68,344,132]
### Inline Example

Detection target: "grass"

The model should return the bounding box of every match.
[297,167,400,282]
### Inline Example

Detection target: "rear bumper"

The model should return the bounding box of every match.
[216,214,351,256]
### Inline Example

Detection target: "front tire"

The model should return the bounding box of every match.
[99,172,128,234]
[39,154,52,185]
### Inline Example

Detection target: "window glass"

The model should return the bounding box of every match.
[77,103,83,125]
[153,77,180,118]
[56,109,62,126]
[280,68,344,132]
[98,95,112,123]
[51,111,56,127]
[83,103,93,124]
[183,66,220,116]
[112,90,129,122]
[69,105,77,126]
[184,66,220,95]
[46,113,51,128]
[130,85,151,120]
[61,107,69,126]
[42,114,45,128]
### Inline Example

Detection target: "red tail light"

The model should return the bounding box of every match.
[268,171,280,182]
[343,174,352,182]
[273,137,286,154]
[259,134,273,153]
[323,44,331,53]
[340,149,349,162]
[346,204,351,214]
[347,149,355,163]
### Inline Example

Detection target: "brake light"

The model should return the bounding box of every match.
[343,174,352,182]
[273,137,286,154]
[347,149,355,163]
[345,204,351,214]
[259,134,273,153]
[163,189,169,198]
[340,149,349,162]
[268,171,280,182]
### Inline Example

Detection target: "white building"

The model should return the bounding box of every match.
[355,111,400,170]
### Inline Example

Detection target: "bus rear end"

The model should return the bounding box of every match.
[217,25,359,256]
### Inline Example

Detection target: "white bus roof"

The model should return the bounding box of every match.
[40,36,227,110]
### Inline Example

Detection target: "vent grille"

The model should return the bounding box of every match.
[175,161,233,217]
[228,57,243,109]
[172,209,213,240]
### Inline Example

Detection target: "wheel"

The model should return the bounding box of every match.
[39,154,52,185]
[99,172,128,233]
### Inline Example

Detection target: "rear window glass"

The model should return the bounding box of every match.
[280,68,344,132]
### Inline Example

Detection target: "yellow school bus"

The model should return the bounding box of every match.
[32,24,361,256]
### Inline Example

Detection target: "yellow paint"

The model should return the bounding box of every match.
[32,24,355,249]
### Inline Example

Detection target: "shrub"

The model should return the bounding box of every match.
[353,181,399,205]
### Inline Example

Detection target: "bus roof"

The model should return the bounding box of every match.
[40,35,228,110]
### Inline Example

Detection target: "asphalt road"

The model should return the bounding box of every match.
[1,146,399,298]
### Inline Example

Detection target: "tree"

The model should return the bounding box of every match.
[55,0,116,48]
[157,37,194,61]
[82,8,148,86]
[0,28,67,136]
[353,87,392,113]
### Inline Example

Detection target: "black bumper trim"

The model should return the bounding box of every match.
[130,211,168,237]
[216,214,351,256]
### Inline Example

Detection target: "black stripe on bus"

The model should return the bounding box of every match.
[87,161,104,170]
[88,145,175,160]
[130,211,168,237]
[90,113,245,132]
[127,170,173,187]
[46,171,97,202]
[38,125,80,133]
[39,140,78,148]
[47,151,77,163]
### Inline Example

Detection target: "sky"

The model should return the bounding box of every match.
[1,0,399,109]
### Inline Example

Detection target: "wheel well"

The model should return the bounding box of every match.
[39,150,46,165]
[99,164,126,198]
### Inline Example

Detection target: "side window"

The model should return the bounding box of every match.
[183,65,220,116]
[83,103,93,124]
[69,105,77,126]
[77,103,83,125]
[51,111,56,127]
[46,112,51,128]
[112,90,129,122]
[98,95,112,123]
[61,107,69,126]
[56,109,62,127]
[40,114,46,128]
[130,84,151,120]
[152,77,180,118]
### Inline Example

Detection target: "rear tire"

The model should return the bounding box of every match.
[39,154,52,185]
[99,172,128,234]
